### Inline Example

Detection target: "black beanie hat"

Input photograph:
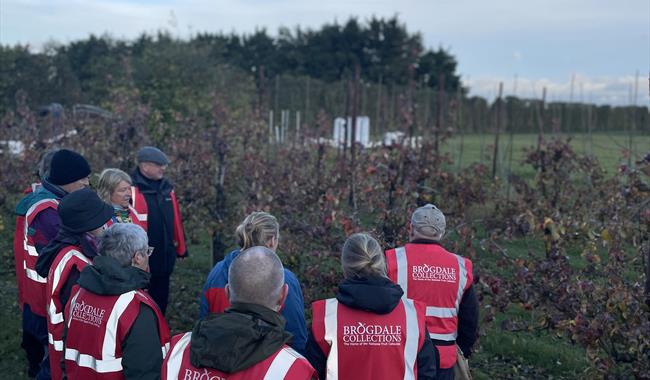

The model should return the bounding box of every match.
[49,149,91,186]
[58,188,114,233]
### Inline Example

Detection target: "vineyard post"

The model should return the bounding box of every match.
[348,63,360,212]
[491,82,503,179]
[457,86,465,172]
[435,73,445,163]
[376,75,383,135]
[305,76,310,126]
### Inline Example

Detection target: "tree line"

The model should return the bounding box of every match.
[0,16,647,134]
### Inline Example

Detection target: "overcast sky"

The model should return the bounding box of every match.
[1,0,648,105]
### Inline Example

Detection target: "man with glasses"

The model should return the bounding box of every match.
[131,146,188,314]
[63,223,170,380]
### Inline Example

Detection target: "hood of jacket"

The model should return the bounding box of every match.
[15,183,58,216]
[189,302,292,373]
[336,276,404,314]
[35,228,99,277]
[78,255,150,295]
[131,168,173,195]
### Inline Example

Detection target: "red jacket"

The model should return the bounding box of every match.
[162,332,316,380]
[130,186,186,257]
[22,197,60,317]
[386,243,473,369]
[46,245,92,380]
[64,288,170,380]
[311,297,428,380]
[13,184,39,309]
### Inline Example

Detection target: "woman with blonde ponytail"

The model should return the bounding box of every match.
[199,211,307,352]
[305,233,437,380]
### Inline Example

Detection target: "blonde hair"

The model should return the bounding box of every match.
[341,233,387,279]
[235,212,279,250]
[97,168,132,204]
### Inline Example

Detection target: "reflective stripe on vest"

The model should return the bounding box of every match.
[323,298,339,380]
[48,333,63,351]
[103,291,137,359]
[130,187,148,222]
[24,261,47,283]
[322,298,419,380]
[64,348,123,373]
[48,250,90,325]
[395,247,408,295]
[402,299,419,380]
[455,255,468,310]
[263,347,303,380]
[165,332,191,380]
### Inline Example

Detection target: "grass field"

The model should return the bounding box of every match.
[441,132,650,177]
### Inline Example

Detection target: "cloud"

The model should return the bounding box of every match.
[464,74,649,106]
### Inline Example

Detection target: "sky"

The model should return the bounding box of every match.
[1,0,649,106]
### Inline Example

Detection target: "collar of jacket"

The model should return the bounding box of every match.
[35,228,98,277]
[131,168,173,194]
[41,177,68,199]
[336,276,404,315]
[189,302,291,373]
[410,238,444,246]
[78,255,150,296]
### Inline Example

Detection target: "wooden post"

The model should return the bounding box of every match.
[491,82,503,179]
[348,63,361,210]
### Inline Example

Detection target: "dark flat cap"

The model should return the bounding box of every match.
[137,146,169,165]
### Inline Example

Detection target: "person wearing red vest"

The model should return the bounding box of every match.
[97,168,147,228]
[36,188,114,380]
[131,146,187,315]
[64,223,171,380]
[14,148,91,379]
[162,246,316,380]
[306,233,437,380]
[385,204,479,380]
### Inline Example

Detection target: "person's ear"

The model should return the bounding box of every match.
[277,284,288,311]
[132,251,144,267]
[225,284,231,303]
[266,236,279,251]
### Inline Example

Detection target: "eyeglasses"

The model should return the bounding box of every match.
[140,246,154,257]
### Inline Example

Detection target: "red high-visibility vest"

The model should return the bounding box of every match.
[385,243,473,369]
[162,332,316,380]
[46,246,93,380]
[13,184,38,309]
[311,297,427,380]
[64,288,170,380]
[22,197,59,317]
[130,186,186,256]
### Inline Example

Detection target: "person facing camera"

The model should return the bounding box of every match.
[97,168,146,228]
[305,233,437,380]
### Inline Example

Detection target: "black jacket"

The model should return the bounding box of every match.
[132,169,180,276]
[66,256,163,380]
[304,276,438,380]
[190,302,292,373]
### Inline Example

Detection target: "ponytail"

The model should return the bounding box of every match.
[235,212,279,250]
[341,233,387,279]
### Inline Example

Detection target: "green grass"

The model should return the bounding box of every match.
[441,132,650,177]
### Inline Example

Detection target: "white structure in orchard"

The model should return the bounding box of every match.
[333,116,370,148]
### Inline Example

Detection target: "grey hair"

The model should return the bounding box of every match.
[97,168,132,204]
[341,233,387,279]
[228,246,285,310]
[98,223,148,267]
[37,149,58,179]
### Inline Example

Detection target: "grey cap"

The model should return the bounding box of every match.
[411,204,446,240]
[137,146,169,165]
